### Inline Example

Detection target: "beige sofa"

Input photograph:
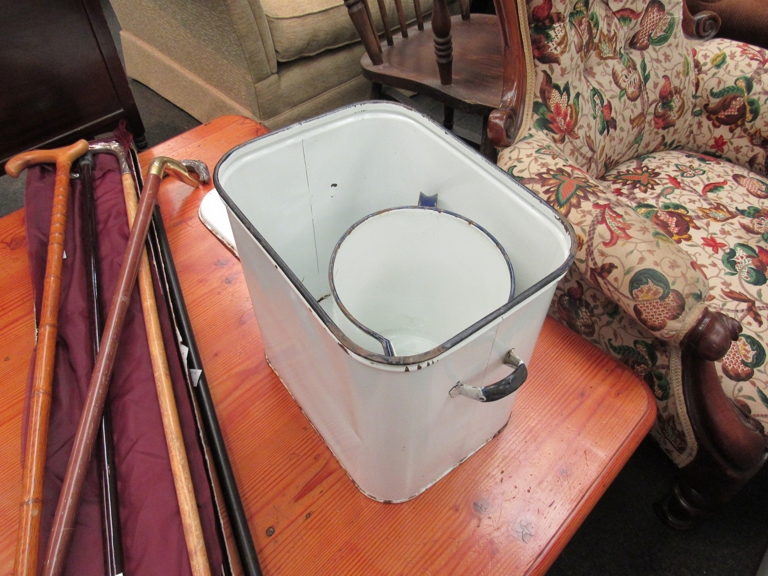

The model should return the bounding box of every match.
[112,0,432,128]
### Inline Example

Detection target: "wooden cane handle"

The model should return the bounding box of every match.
[5,140,89,178]
[10,139,88,576]
[122,172,211,576]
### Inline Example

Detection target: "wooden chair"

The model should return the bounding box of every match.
[344,0,528,159]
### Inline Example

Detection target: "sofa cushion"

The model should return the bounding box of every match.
[261,0,433,63]
[605,150,768,437]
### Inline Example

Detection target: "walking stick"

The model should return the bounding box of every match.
[132,149,264,575]
[121,152,213,576]
[42,157,205,576]
[5,140,89,576]
[78,152,125,576]
[95,142,223,576]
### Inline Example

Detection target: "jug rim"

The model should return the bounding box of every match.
[328,206,515,357]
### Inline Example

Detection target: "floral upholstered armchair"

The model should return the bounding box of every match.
[488,0,768,526]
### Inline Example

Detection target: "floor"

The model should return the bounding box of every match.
[2,2,768,575]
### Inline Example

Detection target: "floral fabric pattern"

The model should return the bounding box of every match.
[606,150,768,435]
[551,266,690,459]
[498,0,768,464]
[691,39,768,174]
[517,0,696,181]
[502,133,708,463]
[503,132,709,342]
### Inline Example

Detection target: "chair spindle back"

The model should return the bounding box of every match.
[346,0,462,85]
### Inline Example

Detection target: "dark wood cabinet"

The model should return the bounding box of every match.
[0,0,145,171]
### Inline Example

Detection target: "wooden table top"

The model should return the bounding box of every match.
[0,115,656,576]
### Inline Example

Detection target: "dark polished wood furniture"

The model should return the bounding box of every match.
[687,0,768,49]
[0,0,145,173]
[345,0,516,158]
[0,116,656,574]
[660,310,768,528]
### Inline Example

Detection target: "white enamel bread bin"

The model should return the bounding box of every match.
[214,102,575,502]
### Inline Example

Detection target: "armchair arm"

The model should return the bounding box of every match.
[657,307,768,529]
[689,38,768,175]
[488,0,535,147]
[498,131,710,342]
[681,310,762,473]
[687,0,768,49]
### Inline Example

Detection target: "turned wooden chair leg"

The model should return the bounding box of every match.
[432,0,453,85]
[371,82,383,100]
[442,105,454,130]
[655,449,766,529]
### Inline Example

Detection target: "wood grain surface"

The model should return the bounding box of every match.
[0,209,36,573]
[358,15,504,115]
[6,140,90,576]
[0,115,656,575]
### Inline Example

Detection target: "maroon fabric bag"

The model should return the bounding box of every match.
[22,135,222,575]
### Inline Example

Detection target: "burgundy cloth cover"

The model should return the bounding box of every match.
[22,131,222,575]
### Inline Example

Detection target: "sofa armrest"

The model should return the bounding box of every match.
[113,0,277,90]
[230,0,278,78]
[690,38,768,175]
[498,131,710,342]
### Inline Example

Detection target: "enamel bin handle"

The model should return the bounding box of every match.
[449,351,527,402]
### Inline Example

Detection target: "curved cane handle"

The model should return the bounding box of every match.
[449,350,528,402]
[148,156,206,186]
[5,140,89,177]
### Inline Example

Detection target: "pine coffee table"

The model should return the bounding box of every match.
[0,116,655,575]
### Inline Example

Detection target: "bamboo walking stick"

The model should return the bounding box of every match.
[121,153,212,576]
[6,140,89,576]
[42,157,205,576]
[78,152,125,576]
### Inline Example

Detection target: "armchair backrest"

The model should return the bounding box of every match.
[523,0,697,178]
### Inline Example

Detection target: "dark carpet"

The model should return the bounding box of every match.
[550,437,768,575]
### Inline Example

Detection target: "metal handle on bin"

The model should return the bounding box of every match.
[449,351,527,402]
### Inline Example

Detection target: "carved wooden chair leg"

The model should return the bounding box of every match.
[371,81,383,100]
[480,114,497,162]
[657,445,767,529]
[655,310,768,529]
[443,105,454,130]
